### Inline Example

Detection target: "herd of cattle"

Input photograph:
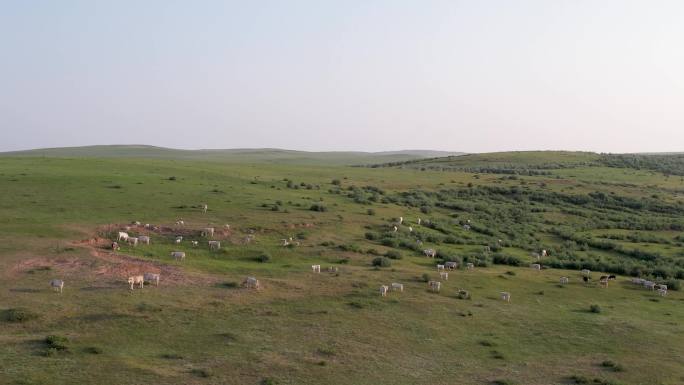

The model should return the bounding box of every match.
[45,213,672,301]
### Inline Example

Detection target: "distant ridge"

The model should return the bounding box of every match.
[0,145,464,165]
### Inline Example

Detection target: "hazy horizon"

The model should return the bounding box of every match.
[2,1,683,153]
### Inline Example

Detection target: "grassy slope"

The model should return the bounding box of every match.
[0,155,683,385]
[0,145,463,166]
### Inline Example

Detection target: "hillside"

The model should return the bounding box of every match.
[0,145,463,165]
[1,154,683,385]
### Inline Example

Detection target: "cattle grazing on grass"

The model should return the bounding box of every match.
[391,283,403,292]
[327,266,338,273]
[171,251,186,261]
[658,287,668,296]
[599,277,609,288]
[50,279,64,293]
[127,237,139,246]
[465,262,474,270]
[608,275,616,280]
[379,285,389,297]
[202,204,208,213]
[138,235,150,245]
[581,269,591,277]
[144,273,160,286]
[643,281,656,290]
[175,219,185,226]
[428,281,441,293]
[440,271,449,280]
[445,261,459,270]
[417,218,422,225]
[500,292,511,302]
[582,276,590,284]
[243,276,260,289]
[311,265,321,273]
[393,226,398,233]
[202,227,215,237]
[128,275,144,290]
[117,232,129,241]
[437,264,445,271]
[208,240,221,250]
[530,264,541,270]
[541,249,547,257]
[423,249,436,258]
[175,236,183,244]
[559,277,569,285]
[191,241,199,247]
[408,226,413,233]
[398,216,403,224]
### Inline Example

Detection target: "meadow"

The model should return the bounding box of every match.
[1,151,683,385]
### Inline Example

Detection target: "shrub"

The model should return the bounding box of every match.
[168,176,176,181]
[505,271,516,276]
[421,273,430,282]
[367,208,376,215]
[385,250,402,260]
[257,253,271,263]
[372,257,391,267]
[45,335,69,350]
[191,369,212,378]
[309,203,328,212]
[364,232,377,240]
[590,304,602,313]
[331,179,341,185]
[3,308,38,323]
[601,360,624,372]
[261,378,278,385]
[491,380,517,385]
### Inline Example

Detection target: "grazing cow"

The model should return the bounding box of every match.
[202,204,208,213]
[144,223,151,229]
[440,271,449,280]
[657,288,667,296]
[327,266,338,273]
[127,237,139,246]
[417,218,422,225]
[202,227,215,237]
[599,277,609,288]
[243,276,260,289]
[581,269,591,276]
[463,224,471,231]
[311,265,321,273]
[631,277,644,285]
[643,281,656,290]
[117,232,129,241]
[281,239,290,246]
[608,275,616,280]
[379,285,389,297]
[428,281,441,293]
[559,276,569,284]
[393,226,398,233]
[171,251,186,261]
[111,241,120,251]
[49,279,64,294]
[408,226,413,233]
[132,221,141,226]
[175,236,183,244]
[176,219,185,226]
[500,292,511,302]
[391,283,404,292]
[466,262,474,270]
[191,241,199,247]
[138,235,150,245]
[144,273,160,286]
[484,246,491,252]
[445,261,459,270]
[399,216,403,224]
[541,249,547,257]
[208,241,221,250]
[437,264,445,271]
[128,275,144,290]
[244,235,254,244]
[530,264,541,270]
[423,249,436,258]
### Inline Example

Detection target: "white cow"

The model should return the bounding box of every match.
[541,249,547,257]
[658,288,668,296]
[408,226,413,233]
[417,218,422,225]
[423,249,436,258]
[393,226,398,233]
[500,292,511,302]
[171,251,186,261]
[391,283,404,292]
[399,216,403,224]
[50,279,64,293]
[202,204,208,213]
[176,219,185,226]
[243,276,260,289]
[327,266,339,273]
[175,236,183,244]
[208,241,221,250]
[117,232,129,241]
[191,241,199,247]
[202,227,215,237]
[111,241,120,251]
[437,264,445,271]
[581,269,591,276]
[446,261,458,270]
[531,263,541,270]
[643,281,656,290]
[128,275,144,290]
[281,239,290,246]
[440,271,449,280]
[428,281,441,293]
[311,265,321,273]
[144,273,160,286]
[559,276,569,285]
[379,285,389,297]
[465,262,474,270]
[127,237,139,246]
[138,235,150,245]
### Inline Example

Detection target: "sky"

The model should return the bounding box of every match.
[1,0,683,153]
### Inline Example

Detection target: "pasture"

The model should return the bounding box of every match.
[1,152,683,385]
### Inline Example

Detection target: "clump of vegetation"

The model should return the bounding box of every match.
[84,346,103,355]
[309,203,327,212]
[190,368,212,378]
[479,340,496,347]
[590,304,602,313]
[261,378,278,385]
[256,253,271,263]
[421,273,430,282]
[168,176,176,181]
[491,380,517,385]
[3,308,38,323]
[161,353,184,359]
[601,360,624,372]
[45,335,69,351]
[384,250,402,260]
[367,208,376,215]
[490,350,505,360]
[371,257,391,267]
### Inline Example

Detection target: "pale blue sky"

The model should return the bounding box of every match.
[1,1,683,153]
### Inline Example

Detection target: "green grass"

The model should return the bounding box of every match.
[1,154,683,385]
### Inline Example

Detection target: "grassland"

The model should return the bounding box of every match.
[1,150,683,385]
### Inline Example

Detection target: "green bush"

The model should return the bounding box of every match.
[45,335,69,351]
[385,250,402,260]
[421,273,430,282]
[3,308,38,323]
[309,203,328,212]
[372,257,391,267]
[257,253,271,263]
[590,304,602,313]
